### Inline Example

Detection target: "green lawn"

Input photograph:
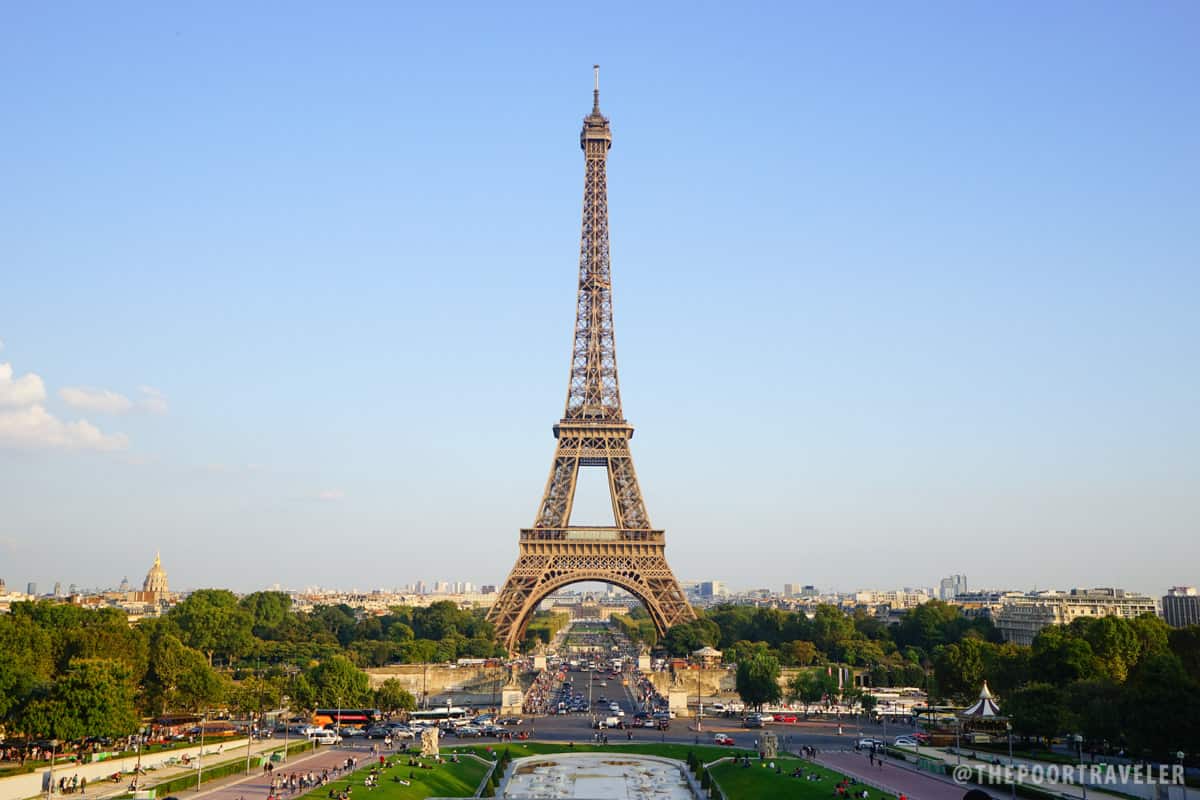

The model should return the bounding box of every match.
[711,756,899,800]
[296,754,488,800]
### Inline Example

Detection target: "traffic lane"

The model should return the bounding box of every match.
[512,713,863,752]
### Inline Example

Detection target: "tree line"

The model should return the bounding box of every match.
[0,590,507,744]
[648,600,1199,760]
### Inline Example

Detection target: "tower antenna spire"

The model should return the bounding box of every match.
[593,64,600,112]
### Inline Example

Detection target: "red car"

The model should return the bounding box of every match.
[714,734,735,746]
[775,714,797,724]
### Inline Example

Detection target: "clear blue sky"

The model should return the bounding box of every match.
[1,2,1197,595]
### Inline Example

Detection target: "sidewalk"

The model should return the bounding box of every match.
[92,739,299,800]
[905,745,1132,800]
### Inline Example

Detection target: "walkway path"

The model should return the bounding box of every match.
[820,751,965,800]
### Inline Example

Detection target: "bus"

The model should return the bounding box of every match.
[408,706,470,724]
[312,708,381,728]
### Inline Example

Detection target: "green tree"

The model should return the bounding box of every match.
[787,669,838,715]
[1005,682,1067,745]
[662,619,721,657]
[0,612,54,723]
[734,648,781,711]
[783,640,818,666]
[306,655,371,708]
[229,675,282,716]
[18,659,139,741]
[240,591,293,638]
[934,638,992,702]
[1168,626,1200,682]
[170,589,254,665]
[145,632,225,713]
[375,678,417,714]
[1031,626,1099,686]
[1120,652,1200,758]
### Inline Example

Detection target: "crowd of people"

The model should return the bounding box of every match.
[522,668,562,715]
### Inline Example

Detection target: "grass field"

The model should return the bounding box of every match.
[295,754,488,800]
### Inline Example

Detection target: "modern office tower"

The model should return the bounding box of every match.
[1163,586,1200,627]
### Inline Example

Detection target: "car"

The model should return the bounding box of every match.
[455,726,482,738]
[714,734,735,746]
[598,682,607,687]
[308,730,342,745]
[743,715,764,728]
[710,703,726,713]
[365,726,390,739]
[642,719,658,728]
[774,714,797,724]
[857,738,885,749]
[893,736,917,747]
[497,717,523,726]
[390,728,415,740]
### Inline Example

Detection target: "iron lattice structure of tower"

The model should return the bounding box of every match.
[488,68,696,653]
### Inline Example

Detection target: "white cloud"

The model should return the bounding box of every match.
[0,360,128,452]
[0,363,47,407]
[138,386,169,415]
[58,384,168,415]
[60,386,134,414]
[315,489,346,502]
[0,403,128,451]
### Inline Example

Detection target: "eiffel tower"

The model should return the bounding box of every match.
[488,67,696,653]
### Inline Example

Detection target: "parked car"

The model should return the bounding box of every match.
[774,714,797,724]
[858,738,885,749]
[497,717,523,726]
[714,734,735,746]
[893,736,917,747]
[743,715,764,729]
[365,726,391,739]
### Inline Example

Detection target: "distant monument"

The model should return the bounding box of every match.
[142,552,169,600]
[760,731,778,759]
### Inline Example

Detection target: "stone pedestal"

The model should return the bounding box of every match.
[420,727,439,757]
[501,687,524,716]
[761,731,778,759]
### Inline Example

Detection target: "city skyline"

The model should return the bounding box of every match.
[3,3,1198,593]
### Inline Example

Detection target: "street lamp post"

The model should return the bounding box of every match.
[1075,735,1087,800]
[197,711,207,793]
[1007,722,1016,800]
[46,739,58,800]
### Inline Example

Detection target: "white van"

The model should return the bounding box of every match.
[308,729,342,745]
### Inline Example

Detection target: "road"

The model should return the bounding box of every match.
[479,663,896,752]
